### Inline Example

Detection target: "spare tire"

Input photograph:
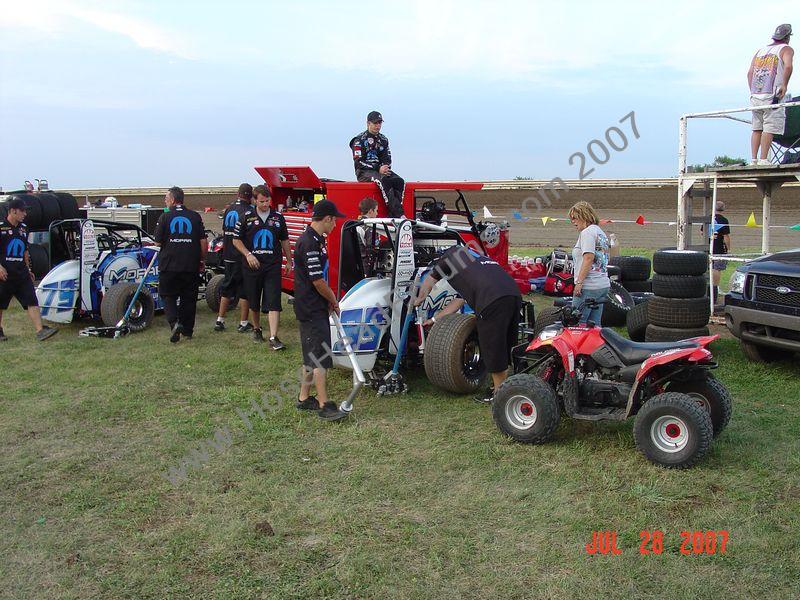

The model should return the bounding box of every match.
[35,192,62,227]
[623,279,652,293]
[424,313,487,394]
[651,273,708,299]
[645,324,710,342]
[28,243,50,279]
[204,273,239,312]
[610,255,651,281]
[1,194,44,230]
[54,192,81,220]
[652,249,707,276]
[626,301,650,342]
[100,282,155,331]
[647,296,711,329]
[601,280,634,327]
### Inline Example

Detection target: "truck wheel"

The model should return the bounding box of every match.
[633,392,713,468]
[667,375,732,437]
[28,243,50,280]
[740,340,785,363]
[626,301,650,342]
[651,273,708,298]
[492,374,560,443]
[610,255,651,281]
[601,281,634,327]
[533,306,562,337]
[647,296,710,329]
[652,249,708,276]
[645,324,709,342]
[424,313,487,394]
[101,282,155,331]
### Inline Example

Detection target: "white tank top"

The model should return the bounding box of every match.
[751,44,788,99]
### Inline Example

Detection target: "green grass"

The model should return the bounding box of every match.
[1,279,799,598]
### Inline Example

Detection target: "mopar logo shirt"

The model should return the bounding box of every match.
[0,219,29,278]
[154,205,206,272]
[238,208,289,271]
[293,225,329,321]
[222,199,252,262]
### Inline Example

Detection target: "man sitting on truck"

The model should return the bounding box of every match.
[349,111,405,218]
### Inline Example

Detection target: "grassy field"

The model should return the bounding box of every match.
[1,251,799,599]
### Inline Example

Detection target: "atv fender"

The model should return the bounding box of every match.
[527,337,575,374]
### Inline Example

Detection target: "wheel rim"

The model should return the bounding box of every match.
[505,394,538,431]
[128,296,144,321]
[686,392,711,415]
[462,336,483,379]
[650,415,689,453]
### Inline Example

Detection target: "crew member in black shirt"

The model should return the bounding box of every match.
[293,199,346,420]
[214,183,253,333]
[0,197,58,341]
[414,245,521,402]
[349,111,405,218]
[709,201,731,306]
[233,185,291,349]
[154,186,207,343]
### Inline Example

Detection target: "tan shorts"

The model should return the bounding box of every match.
[751,96,786,135]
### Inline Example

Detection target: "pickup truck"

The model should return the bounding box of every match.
[725,249,800,362]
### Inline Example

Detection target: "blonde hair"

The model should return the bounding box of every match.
[568,201,599,226]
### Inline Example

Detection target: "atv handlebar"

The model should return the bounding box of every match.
[560,297,606,327]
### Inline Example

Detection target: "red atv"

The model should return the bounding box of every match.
[493,299,731,468]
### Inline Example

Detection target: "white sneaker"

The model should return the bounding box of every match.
[750,158,758,165]
[757,158,771,166]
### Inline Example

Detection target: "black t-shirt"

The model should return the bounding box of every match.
[238,208,289,271]
[712,215,730,254]
[222,199,252,262]
[0,220,30,279]
[429,245,520,314]
[293,225,329,321]
[154,206,207,272]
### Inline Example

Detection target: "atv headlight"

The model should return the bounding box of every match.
[729,270,746,294]
[539,327,559,341]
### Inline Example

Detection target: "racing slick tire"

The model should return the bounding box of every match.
[651,273,708,299]
[532,306,562,338]
[424,313,487,394]
[626,300,650,342]
[652,249,708,276]
[28,243,50,280]
[647,296,710,329]
[54,192,81,220]
[666,375,732,437]
[610,255,651,281]
[601,280,634,327]
[645,324,709,342]
[492,374,560,444]
[101,282,155,332]
[633,392,713,468]
[36,192,62,227]
[204,273,239,312]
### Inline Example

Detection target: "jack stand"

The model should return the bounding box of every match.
[377,372,407,396]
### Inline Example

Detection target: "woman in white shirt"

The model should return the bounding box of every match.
[569,201,610,325]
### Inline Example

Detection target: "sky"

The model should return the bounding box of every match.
[0,0,796,189]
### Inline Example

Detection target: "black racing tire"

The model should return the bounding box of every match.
[633,392,713,468]
[100,282,155,332]
[532,306,563,337]
[28,243,50,280]
[36,192,62,227]
[601,280,634,327]
[424,313,487,394]
[651,273,708,299]
[492,374,560,444]
[666,375,732,437]
[626,301,650,342]
[1,194,44,230]
[53,192,81,220]
[740,340,785,363]
[622,279,652,293]
[647,296,710,329]
[652,249,708,276]
[645,324,710,342]
[610,255,651,281]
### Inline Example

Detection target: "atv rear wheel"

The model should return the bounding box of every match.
[633,392,713,469]
[666,376,732,437]
[492,374,560,443]
[424,313,487,394]
[100,282,155,332]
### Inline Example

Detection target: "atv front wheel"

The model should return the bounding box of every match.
[492,374,560,443]
[667,376,732,437]
[633,392,713,469]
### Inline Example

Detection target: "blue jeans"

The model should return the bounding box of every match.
[573,286,609,326]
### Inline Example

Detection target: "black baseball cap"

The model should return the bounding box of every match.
[367,111,383,123]
[313,199,346,218]
[7,197,27,211]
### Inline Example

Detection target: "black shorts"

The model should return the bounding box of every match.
[0,276,38,310]
[243,266,282,312]
[476,295,521,373]
[299,316,333,369]
[220,260,245,300]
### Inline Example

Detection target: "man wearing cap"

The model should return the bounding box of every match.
[349,111,405,218]
[154,186,208,343]
[214,183,253,333]
[0,197,58,341]
[293,199,346,420]
[748,24,794,165]
[233,185,291,349]
[701,201,731,306]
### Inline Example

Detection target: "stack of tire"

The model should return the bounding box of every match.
[645,249,711,342]
[610,255,652,293]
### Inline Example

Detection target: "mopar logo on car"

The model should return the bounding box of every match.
[224,211,239,228]
[399,233,412,249]
[102,255,158,287]
[6,238,25,258]
[170,216,192,234]
[253,229,274,250]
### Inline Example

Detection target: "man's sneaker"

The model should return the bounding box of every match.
[0,328,7,342]
[318,400,345,420]
[36,326,58,342]
[214,320,225,332]
[474,387,495,405]
[269,336,285,351]
[253,328,265,343]
[757,158,772,166]
[295,396,319,411]
[169,323,182,344]
[237,322,254,333]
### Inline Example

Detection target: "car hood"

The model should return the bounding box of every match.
[742,248,800,276]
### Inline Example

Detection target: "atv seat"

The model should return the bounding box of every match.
[600,328,699,366]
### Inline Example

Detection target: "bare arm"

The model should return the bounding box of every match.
[233,238,260,270]
[747,55,756,88]
[312,279,340,314]
[413,274,439,306]
[779,46,794,96]
[723,234,731,253]
[575,252,594,285]
[200,238,208,261]
[281,239,292,274]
